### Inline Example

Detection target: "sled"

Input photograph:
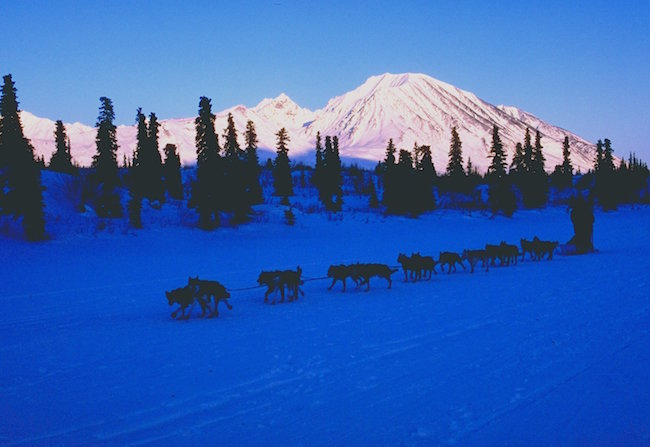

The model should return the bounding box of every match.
[558,243,596,256]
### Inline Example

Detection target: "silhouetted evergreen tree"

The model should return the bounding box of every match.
[443,126,468,193]
[313,131,324,197]
[486,127,516,216]
[487,125,506,179]
[162,143,183,199]
[146,112,164,202]
[532,130,546,175]
[446,126,465,177]
[320,135,343,211]
[222,112,250,221]
[522,128,534,174]
[0,74,46,239]
[527,130,549,207]
[510,128,547,208]
[272,127,292,200]
[594,139,604,172]
[381,138,398,210]
[510,142,525,174]
[90,96,121,217]
[561,136,573,176]
[133,109,164,203]
[49,120,75,174]
[412,143,436,213]
[132,108,148,188]
[244,120,262,204]
[595,138,618,210]
[551,136,573,189]
[388,149,417,214]
[615,152,649,204]
[192,96,221,229]
[602,138,615,173]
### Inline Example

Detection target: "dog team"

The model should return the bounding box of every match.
[166,236,559,319]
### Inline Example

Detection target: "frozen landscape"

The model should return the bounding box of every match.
[1,173,649,446]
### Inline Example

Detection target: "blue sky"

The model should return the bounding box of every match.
[2,0,649,160]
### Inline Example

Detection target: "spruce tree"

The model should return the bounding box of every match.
[133,109,164,203]
[595,138,617,210]
[445,126,467,193]
[146,112,164,202]
[163,143,183,199]
[49,120,75,173]
[413,143,436,213]
[487,127,515,215]
[561,136,573,176]
[602,138,615,173]
[487,125,506,179]
[192,96,221,228]
[0,74,46,239]
[514,128,548,208]
[331,136,343,210]
[272,127,292,200]
[384,138,397,166]
[320,135,343,211]
[244,120,262,204]
[510,142,525,174]
[391,149,416,214]
[222,112,249,221]
[313,131,324,197]
[446,126,465,178]
[594,139,604,172]
[133,108,148,190]
[552,136,573,189]
[522,128,533,174]
[91,96,121,217]
[466,157,475,176]
[532,130,546,175]
[381,138,398,210]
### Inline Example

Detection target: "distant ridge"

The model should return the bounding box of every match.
[21,73,596,173]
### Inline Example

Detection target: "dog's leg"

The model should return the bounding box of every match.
[208,298,218,318]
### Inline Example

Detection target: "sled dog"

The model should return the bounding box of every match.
[188,276,232,317]
[166,286,205,320]
[327,264,361,291]
[355,263,398,290]
[438,251,466,273]
[258,267,304,303]
[461,249,489,273]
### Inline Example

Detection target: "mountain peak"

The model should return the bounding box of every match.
[254,92,299,110]
[253,93,315,129]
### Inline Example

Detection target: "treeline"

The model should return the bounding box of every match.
[376,125,649,216]
[1,74,649,241]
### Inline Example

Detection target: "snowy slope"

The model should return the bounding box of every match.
[21,73,597,172]
[1,173,649,445]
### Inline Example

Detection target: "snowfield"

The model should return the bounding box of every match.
[2,188,650,445]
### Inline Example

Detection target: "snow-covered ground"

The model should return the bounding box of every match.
[2,179,650,446]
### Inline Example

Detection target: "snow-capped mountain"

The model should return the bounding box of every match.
[20,73,597,173]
